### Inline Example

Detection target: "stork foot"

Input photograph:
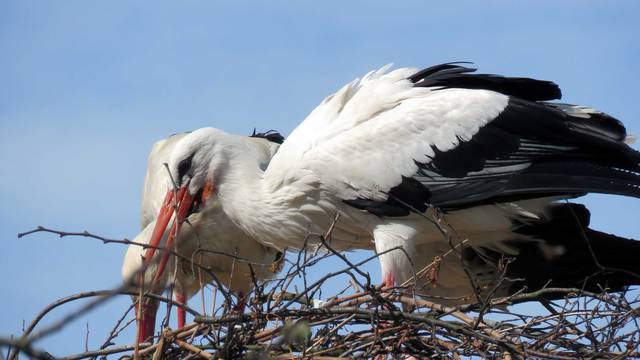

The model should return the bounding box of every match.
[382,271,396,290]
[377,271,401,329]
[381,271,398,309]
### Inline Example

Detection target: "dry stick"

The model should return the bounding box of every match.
[19,291,128,341]
[396,200,637,353]
[308,314,357,350]
[472,257,514,330]
[173,338,214,360]
[185,226,209,327]
[17,224,228,292]
[395,295,513,347]
[343,323,461,358]
[20,226,238,306]
[7,288,128,360]
[151,333,166,360]
[165,222,183,331]
[539,300,595,356]
[228,246,239,306]
[0,337,54,360]
[195,307,522,357]
[312,325,402,359]
[281,245,410,309]
[507,310,622,331]
[226,239,360,348]
[95,303,135,352]
[17,227,228,301]
[9,245,154,360]
[386,195,484,306]
[8,289,200,360]
[210,285,218,318]
[60,343,154,360]
[198,253,207,318]
[185,228,235,302]
[18,226,173,356]
[316,214,372,291]
[20,224,238,319]
[459,287,620,311]
[258,231,500,354]
[320,290,371,308]
[13,221,640,359]
[61,325,201,360]
[340,332,416,358]
[428,206,485,305]
[84,322,89,352]
[399,238,468,289]
[18,226,159,250]
[276,357,346,360]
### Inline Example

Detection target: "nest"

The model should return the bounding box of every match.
[5,227,640,359]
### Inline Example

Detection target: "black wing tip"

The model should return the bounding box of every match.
[250,128,285,144]
[409,62,562,101]
[408,61,476,83]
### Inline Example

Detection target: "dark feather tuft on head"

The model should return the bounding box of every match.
[250,128,285,144]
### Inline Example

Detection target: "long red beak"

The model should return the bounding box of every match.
[137,183,196,343]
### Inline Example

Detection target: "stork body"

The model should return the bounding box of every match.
[151,63,640,307]
[122,132,282,342]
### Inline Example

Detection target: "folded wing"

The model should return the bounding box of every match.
[267,63,640,216]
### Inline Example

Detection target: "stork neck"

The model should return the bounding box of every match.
[216,149,310,249]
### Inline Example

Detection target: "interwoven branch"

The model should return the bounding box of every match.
[5,225,640,359]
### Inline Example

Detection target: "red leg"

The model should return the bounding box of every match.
[175,291,186,329]
[137,299,158,343]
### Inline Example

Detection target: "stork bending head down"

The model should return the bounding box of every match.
[122,132,282,343]
[133,62,640,341]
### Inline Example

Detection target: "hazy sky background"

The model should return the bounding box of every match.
[2,1,640,356]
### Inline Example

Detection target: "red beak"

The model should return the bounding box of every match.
[136,182,196,343]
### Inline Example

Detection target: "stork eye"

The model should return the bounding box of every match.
[177,153,195,182]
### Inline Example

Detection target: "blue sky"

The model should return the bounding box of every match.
[2,0,640,356]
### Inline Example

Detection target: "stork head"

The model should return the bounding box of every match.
[134,128,243,342]
[158,128,240,231]
[133,127,280,342]
[167,128,232,212]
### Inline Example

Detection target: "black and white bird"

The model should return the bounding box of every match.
[145,63,640,307]
[122,131,283,342]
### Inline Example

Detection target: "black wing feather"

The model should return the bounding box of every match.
[410,63,562,101]
[419,98,640,209]
[465,203,640,295]
[344,63,640,216]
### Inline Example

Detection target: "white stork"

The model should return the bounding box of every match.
[145,63,640,308]
[122,131,283,343]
